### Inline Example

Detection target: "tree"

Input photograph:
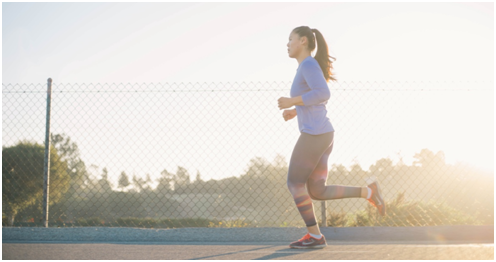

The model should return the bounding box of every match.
[51,133,89,198]
[2,141,69,225]
[328,164,349,184]
[245,157,270,177]
[132,174,146,193]
[272,154,288,168]
[98,167,112,192]
[118,171,130,190]
[144,173,153,191]
[350,163,367,182]
[175,166,191,186]
[414,149,445,169]
[195,170,203,183]
[157,169,173,192]
[369,158,394,180]
[174,166,191,194]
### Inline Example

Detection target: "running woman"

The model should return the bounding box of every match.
[278,26,386,249]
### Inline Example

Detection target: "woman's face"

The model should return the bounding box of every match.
[287,31,305,58]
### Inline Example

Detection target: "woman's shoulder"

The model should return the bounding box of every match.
[301,56,319,67]
[299,56,321,72]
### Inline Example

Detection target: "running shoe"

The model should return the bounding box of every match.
[289,233,327,249]
[367,181,386,216]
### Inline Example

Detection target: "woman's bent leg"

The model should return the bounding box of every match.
[287,132,333,227]
[307,142,364,200]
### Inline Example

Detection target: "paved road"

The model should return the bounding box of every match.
[3,241,494,260]
[3,226,493,259]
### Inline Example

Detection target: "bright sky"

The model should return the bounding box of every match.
[3,2,493,83]
[2,2,494,183]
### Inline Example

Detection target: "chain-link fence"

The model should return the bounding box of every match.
[2,80,494,228]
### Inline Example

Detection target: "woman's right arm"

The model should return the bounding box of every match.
[283,109,297,121]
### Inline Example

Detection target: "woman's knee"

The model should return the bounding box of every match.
[307,183,325,200]
[287,180,305,197]
[308,188,322,200]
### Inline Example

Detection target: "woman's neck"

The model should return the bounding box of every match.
[296,52,312,64]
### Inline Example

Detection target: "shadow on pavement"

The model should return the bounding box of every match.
[188,245,283,260]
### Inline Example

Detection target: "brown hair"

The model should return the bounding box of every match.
[292,26,337,82]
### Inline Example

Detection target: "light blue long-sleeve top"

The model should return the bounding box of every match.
[290,56,334,135]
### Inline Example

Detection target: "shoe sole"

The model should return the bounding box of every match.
[289,244,327,249]
[372,181,386,216]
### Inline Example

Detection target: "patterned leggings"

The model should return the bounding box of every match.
[287,132,362,227]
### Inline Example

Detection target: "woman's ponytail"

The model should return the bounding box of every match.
[311,28,337,82]
[292,26,337,82]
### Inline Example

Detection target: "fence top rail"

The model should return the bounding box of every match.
[2,80,493,93]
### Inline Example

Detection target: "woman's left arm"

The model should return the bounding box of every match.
[300,61,330,106]
[278,61,330,110]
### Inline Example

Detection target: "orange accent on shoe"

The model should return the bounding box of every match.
[298,233,312,242]
[367,198,377,208]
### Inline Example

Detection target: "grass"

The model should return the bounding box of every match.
[208,218,252,228]
[3,217,252,228]
[3,192,484,228]
[325,192,482,227]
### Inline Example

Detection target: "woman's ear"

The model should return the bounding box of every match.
[300,36,308,47]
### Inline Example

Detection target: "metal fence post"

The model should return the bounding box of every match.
[43,78,52,228]
[321,201,327,227]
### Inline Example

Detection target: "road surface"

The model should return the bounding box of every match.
[3,240,493,260]
[3,225,493,259]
